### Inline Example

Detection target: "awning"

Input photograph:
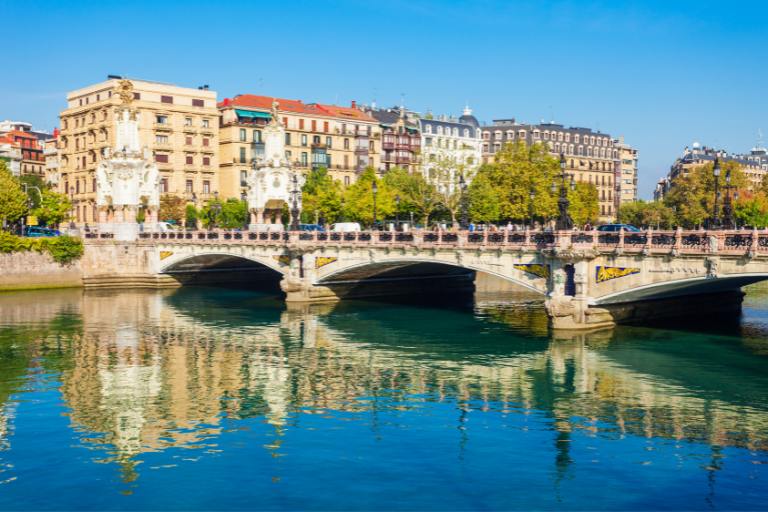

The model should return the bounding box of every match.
[235,109,272,120]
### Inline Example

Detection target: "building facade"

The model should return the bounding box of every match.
[420,108,482,194]
[481,120,621,222]
[359,105,421,174]
[0,120,54,179]
[665,142,768,191]
[43,130,59,186]
[218,95,380,199]
[614,136,638,204]
[0,135,21,176]
[58,77,218,224]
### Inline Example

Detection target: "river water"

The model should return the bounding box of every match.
[0,284,767,510]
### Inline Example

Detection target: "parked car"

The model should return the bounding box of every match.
[24,226,61,237]
[299,223,325,232]
[156,222,177,233]
[330,222,361,233]
[597,224,641,232]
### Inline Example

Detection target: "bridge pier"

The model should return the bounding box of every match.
[545,258,614,330]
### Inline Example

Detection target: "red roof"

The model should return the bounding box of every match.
[6,130,36,139]
[222,94,375,122]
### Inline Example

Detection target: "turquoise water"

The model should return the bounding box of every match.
[0,285,767,510]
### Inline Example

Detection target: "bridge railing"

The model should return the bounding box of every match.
[112,228,768,256]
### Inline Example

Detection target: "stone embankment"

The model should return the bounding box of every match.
[0,251,83,291]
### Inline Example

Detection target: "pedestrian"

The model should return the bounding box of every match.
[469,222,475,232]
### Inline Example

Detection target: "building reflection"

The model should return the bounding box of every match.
[0,288,767,484]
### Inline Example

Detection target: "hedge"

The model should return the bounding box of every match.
[0,232,84,264]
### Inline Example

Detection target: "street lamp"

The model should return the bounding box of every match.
[459,174,469,229]
[209,191,222,230]
[711,157,721,229]
[372,180,378,230]
[290,173,301,231]
[395,194,401,230]
[722,168,735,230]
[555,153,573,230]
[529,188,536,229]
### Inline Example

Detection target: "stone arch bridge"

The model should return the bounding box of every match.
[81,228,768,329]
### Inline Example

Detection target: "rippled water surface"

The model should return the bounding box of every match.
[0,284,768,510]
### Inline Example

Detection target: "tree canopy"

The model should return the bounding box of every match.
[0,162,28,229]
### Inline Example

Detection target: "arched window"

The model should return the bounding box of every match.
[437,126,443,135]
[506,130,514,139]
[426,125,432,134]
[569,144,574,154]
[587,147,592,157]
[557,132,563,142]
[495,130,502,139]
[463,128,469,137]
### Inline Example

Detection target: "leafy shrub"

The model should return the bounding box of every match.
[0,232,83,265]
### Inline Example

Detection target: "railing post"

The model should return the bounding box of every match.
[644,227,653,253]
[618,227,625,251]
[524,227,530,247]
[674,226,683,254]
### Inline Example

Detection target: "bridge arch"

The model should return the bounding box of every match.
[592,273,768,305]
[159,251,287,288]
[315,257,548,295]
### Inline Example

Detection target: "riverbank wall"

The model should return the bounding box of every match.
[0,252,83,292]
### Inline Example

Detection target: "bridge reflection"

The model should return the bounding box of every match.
[0,288,767,484]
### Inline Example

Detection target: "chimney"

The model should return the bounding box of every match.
[351,100,357,109]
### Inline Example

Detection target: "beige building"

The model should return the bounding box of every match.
[218,94,380,199]
[58,77,219,224]
[614,137,638,204]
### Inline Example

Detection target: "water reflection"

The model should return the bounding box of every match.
[0,287,767,506]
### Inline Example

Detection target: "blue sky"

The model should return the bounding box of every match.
[2,0,766,198]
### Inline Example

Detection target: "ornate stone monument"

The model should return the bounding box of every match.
[246,101,304,230]
[96,80,160,240]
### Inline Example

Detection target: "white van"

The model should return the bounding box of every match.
[330,222,361,233]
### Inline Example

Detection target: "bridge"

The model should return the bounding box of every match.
[81,228,768,329]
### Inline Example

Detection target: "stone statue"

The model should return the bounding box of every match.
[116,80,134,106]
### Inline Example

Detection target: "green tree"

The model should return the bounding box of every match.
[383,167,439,225]
[0,162,28,229]
[467,171,501,223]
[159,195,186,224]
[734,192,768,228]
[220,199,248,229]
[184,204,198,229]
[32,189,71,227]
[618,200,676,229]
[301,167,343,224]
[568,182,599,226]
[664,161,748,228]
[18,175,47,209]
[342,167,395,226]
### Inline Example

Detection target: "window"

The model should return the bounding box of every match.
[186,180,193,193]
[253,130,262,143]
[186,155,193,165]
[301,152,308,166]
[240,170,248,185]
[92,178,96,192]
[161,95,173,104]
[192,99,204,107]
[426,125,432,134]
[155,115,168,124]
[203,180,210,194]
[240,129,246,142]
[323,121,329,132]
[161,178,168,193]
[133,92,141,100]
[240,147,246,163]
[311,120,317,132]
[285,133,291,145]
[299,119,305,130]
[301,134,308,146]
[185,136,193,145]
[203,137,210,146]
[185,117,192,126]
[344,138,350,149]
[313,135,321,145]
[156,135,169,144]
[202,119,210,128]
[326,136,332,148]
[155,154,169,163]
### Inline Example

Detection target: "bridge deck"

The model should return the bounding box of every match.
[84,229,768,257]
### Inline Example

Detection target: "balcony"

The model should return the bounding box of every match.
[382,141,395,150]
[153,122,172,131]
[182,125,197,134]
[395,156,411,164]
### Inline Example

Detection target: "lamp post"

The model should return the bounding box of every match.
[722,168,736,230]
[529,188,536,229]
[459,174,469,229]
[209,191,222,230]
[395,194,401,230]
[372,180,378,230]
[555,153,573,230]
[711,157,721,229]
[290,174,301,231]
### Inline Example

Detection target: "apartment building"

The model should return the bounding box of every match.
[615,137,638,204]
[358,105,422,174]
[218,94,379,198]
[58,76,218,223]
[420,108,482,194]
[481,120,621,222]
